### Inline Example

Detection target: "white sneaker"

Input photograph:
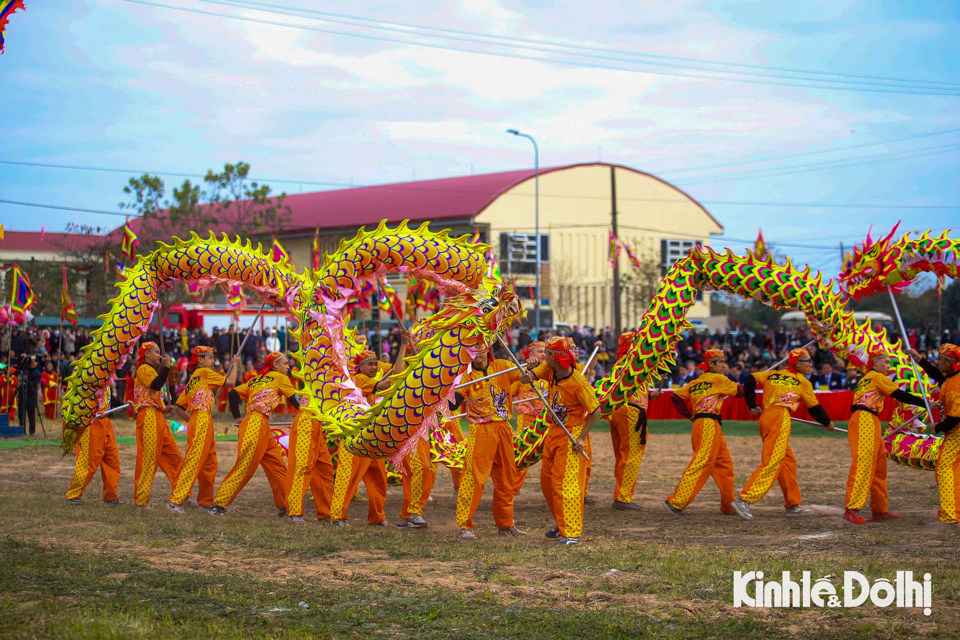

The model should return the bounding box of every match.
[166,501,185,513]
[785,505,813,516]
[732,498,754,521]
[457,528,477,540]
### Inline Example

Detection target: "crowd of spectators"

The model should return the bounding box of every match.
[1,321,957,434]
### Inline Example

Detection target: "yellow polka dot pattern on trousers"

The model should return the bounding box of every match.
[455,428,479,528]
[846,412,876,511]
[937,429,960,523]
[66,428,92,500]
[134,409,159,506]
[286,413,315,515]
[329,449,356,520]
[739,409,791,504]
[669,420,717,510]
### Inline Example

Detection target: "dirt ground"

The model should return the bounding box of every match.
[1,419,958,637]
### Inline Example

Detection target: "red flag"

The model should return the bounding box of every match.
[312,228,321,272]
[61,264,78,327]
[121,217,139,262]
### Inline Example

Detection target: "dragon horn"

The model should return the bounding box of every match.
[864,224,874,247]
[882,220,902,245]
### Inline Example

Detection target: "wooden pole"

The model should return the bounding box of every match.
[55,316,64,419]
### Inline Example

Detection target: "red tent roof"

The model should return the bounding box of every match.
[118,162,719,236]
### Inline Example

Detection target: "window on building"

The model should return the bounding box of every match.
[499,233,549,275]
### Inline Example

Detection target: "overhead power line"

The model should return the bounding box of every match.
[121,0,960,96]
[659,128,960,176]
[207,0,960,92]
[3,161,959,210]
[676,142,960,186]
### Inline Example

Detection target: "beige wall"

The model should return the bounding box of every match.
[272,163,722,329]
[475,164,722,327]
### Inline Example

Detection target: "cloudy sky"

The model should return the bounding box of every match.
[1,0,958,276]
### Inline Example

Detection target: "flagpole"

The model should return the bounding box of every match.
[55,315,63,420]
[377,278,384,358]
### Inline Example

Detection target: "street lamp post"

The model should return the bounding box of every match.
[507,128,540,334]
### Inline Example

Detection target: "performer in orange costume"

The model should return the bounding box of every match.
[0,367,17,421]
[452,345,526,540]
[209,352,299,516]
[283,396,335,524]
[912,345,960,525]
[608,333,662,511]
[66,385,122,505]
[242,361,257,384]
[520,336,600,546]
[509,341,548,496]
[133,342,186,507]
[732,348,835,521]
[665,349,741,516]
[41,361,59,420]
[167,347,240,513]
[843,348,926,524]
[330,350,396,527]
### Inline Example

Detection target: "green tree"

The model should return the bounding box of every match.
[203,162,292,239]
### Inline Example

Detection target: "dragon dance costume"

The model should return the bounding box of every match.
[508,341,547,496]
[214,352,298,512]
[919,345,960,524]
[666,350,739,514]
[330,354,390,525]
[607,333,653,507]
[531,337,600,542]
[66,388,121,503]
[133,342,183,507]
[844,348,926,523]
[453,356,521,534]
[284,400,334,521]
[739,349,833,511]
[169,347,223,508]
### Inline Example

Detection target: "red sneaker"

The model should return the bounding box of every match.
[870,511,901,522]
[843,509,866,524]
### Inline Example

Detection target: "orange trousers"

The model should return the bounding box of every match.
[169,410,218,507]
[845,411,888,513]
[541,425,588,538]
[936,427,960,523]
[455,421,516,530]
[610,405,647,504]
[667,418,735,512]
[329,449,388,523]
[284,413,334,519]
[66,418,121,502]
[213,412,287,509]
[739,406,801,508]
[134,408,183,506]
[400,438,437,519]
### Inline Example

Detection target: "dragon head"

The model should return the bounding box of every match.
[419,279,525,346]
[838,222,907,300]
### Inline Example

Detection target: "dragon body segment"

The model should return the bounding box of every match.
[516,246,930,470]
[61,222,523,463]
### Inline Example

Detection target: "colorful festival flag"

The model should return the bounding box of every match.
[0,0,25,55]
[378,279,403,320]
[607,230,622,268]
[0,223,4,240]
[623,243,642,269]
[10,262,35,315]
[469,229,480,244]
[311,228,321,272]
[115,259,125,280]
[272,236,290,264]
[61,264,78,327]
[754,229,768,260]
[121,216,139,262]
[39,225,44,240]
[227,284,245,310]
[405,275,423,318]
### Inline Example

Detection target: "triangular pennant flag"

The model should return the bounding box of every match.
[61,264,78,327]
